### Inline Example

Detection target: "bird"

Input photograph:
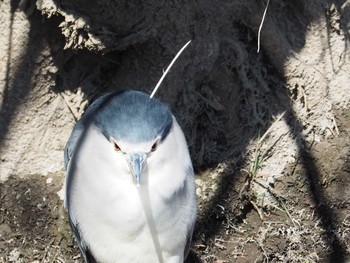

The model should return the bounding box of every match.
[64,90,196,263]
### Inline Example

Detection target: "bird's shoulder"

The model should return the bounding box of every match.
[64,92,120,169]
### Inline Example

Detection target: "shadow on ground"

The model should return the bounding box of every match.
[1,0,350,262]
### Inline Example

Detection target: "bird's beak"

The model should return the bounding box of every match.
[127,152,147,186]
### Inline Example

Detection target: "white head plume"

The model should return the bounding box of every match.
[150,40,191,99]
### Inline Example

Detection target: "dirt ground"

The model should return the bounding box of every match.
[1,113,350,263]
[191,107,350,263]
[1,0,350,262]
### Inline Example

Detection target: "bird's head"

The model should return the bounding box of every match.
[91,90,173,186]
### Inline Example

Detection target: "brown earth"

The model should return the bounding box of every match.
[1,0,350,262]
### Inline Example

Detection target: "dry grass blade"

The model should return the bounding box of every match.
[257,111,286,146]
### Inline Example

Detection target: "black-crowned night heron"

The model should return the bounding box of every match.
[64,90,196,263]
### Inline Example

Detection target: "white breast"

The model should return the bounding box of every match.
[66,120,196,263]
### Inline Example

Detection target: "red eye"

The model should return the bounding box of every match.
[151,142,158,152]
[113,142,121,152]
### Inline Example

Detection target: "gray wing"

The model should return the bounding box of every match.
[65,127,97,263]
[68,214,97,263]
[64,122,84,170]
[64,92,123,263]
[184,165,197,260]
[184,222,195,260]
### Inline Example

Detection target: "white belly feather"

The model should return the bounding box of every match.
[67,125,195,263]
